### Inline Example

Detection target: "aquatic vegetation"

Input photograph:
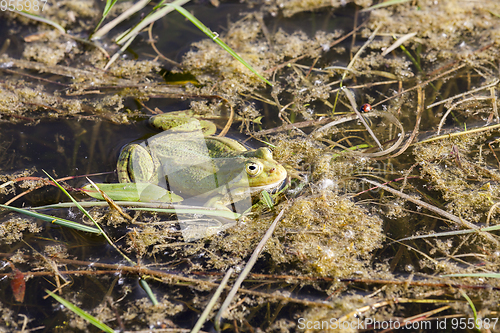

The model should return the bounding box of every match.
[1,0,500,331]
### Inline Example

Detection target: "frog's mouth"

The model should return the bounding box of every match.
[272,176,289,193]
[250,177,288,195]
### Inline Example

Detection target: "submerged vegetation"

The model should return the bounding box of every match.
[1,0,500,331]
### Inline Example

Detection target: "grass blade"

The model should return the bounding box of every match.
[81,182,183,203]
[139,278,158,305]
[94,0,119,33]
[114,0,191,45]
[92,0,151,40]
[0,204,100,234]
[490,10,500,18]
[46,290,115,333]
[101,0,271,86]
[15,11,65,33]
[361,0,412,12]
[132,207,240,219]
[398,224,500,242]
[459,290,479,329]
[33,201,174,209]
[42,171,102,230]
[260,191,274,209]
[191,267,234,333]
[381,32,417,56]
[84,184,158,306]
[42,171,136,266]
[104,33,136,70]
[166,3,272,86]
[42,172,159,306]
[214,206,287,330]
[442,273,500,278]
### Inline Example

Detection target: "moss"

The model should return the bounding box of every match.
[3,0,500,331]
[107,60,161,79]
[22,39,76,66]
[92,94,124,113]
[199,190,383,279]
[0,302,15,332]
[44,244,68,259]
[413,134,500,222]
[0,216,41,245]
[121,297,184,329]
[263,0,371,17]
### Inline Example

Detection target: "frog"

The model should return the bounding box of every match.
[116,111,287,210]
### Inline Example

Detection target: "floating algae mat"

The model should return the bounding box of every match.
[1,0,500,332]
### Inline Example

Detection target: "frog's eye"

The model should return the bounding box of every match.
[246,162,263,177]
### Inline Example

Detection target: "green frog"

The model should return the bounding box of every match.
[116,111,287,210]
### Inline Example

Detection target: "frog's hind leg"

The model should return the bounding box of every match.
[117,144,155,183]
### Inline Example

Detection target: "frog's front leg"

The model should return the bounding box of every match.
[203,185,251,212]
[117,144,156,183]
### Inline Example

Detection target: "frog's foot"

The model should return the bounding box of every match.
[149,112,216,135]
[208,203,233,212]
[283,164,302,181]
[204,197,233,212]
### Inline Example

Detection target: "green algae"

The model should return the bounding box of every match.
[1,0,500,331]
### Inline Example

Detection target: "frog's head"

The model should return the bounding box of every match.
[243,147,287,193]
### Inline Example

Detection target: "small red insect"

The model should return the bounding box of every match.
[359,103,372,113]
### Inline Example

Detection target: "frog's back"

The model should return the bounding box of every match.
[148,133,247,163]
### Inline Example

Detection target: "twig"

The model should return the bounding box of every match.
[416,122,500,145]
[372,63,467,108]
[0,68,69,86]
[436,96,491,134]
[385,86,424,158]
[311,111,405,158]
[382,32,417,56]
[191,268,234,333]
[340,277,500,291]
[427,79,499,109]
[490,87,499,122]
[265,21,367,74]
[214,206,287,331]
[0,253,331,308]
[328,79,399,93]
[255,118,332,136]
[86,178,133,221]
[343,87,383,150]
[362,178,499,245]
[147,21,182,67]
[2,173,112,206]
[217,97,234,137]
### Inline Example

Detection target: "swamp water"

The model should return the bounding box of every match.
[1,0,500,332]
